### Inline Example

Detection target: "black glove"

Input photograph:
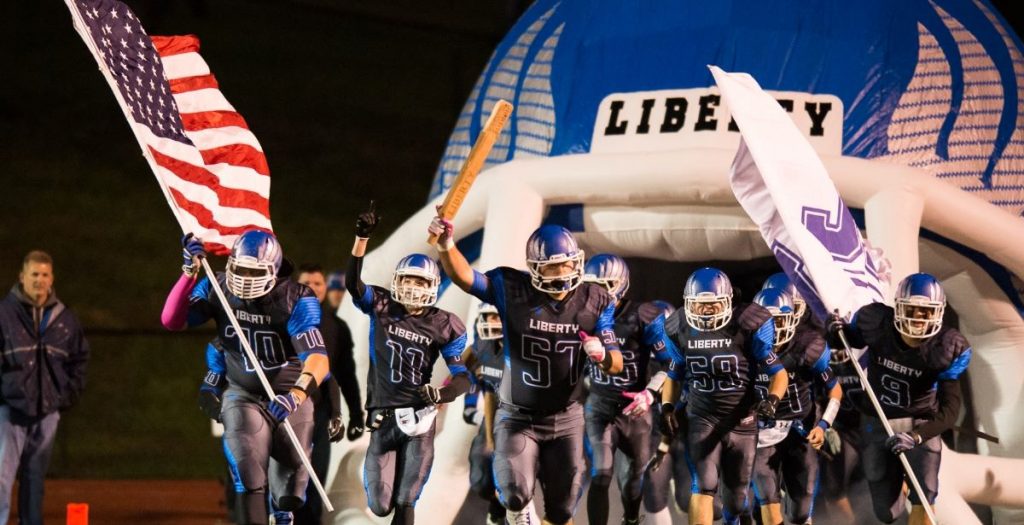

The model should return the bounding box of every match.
[756,394,780,420]
[355,200,380,238]
[657,403,678,439]
[645,439,671,474]
[198,387,222,422]
[418,384,442,405]
[328,416,345,442]
[347,412,366,441]
[826,309,848,339]
[886,431,922,454]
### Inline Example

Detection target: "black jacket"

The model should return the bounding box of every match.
[0,285,89,420]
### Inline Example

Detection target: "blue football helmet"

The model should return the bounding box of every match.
[894,273,946,339]
[525,225,585,294]
[753,287,797,346]
[475,303,503,341]
[583,253,630,300]
[651,299,676,318]
[226,230,283,300]
[762,272,806,321]
[683,267,733,331]
[391,254,441,308]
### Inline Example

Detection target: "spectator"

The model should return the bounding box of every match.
[293,263,363,524]
[325,270,346,311]
[1,250,89,525]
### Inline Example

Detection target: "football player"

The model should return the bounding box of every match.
[347,203,470,525]
[461,304,507,525]
[750,287,842,525]
[582,254,677,525]
[161,230,329,525]
[652,267,788,525]
[429,215,622,525]
[827,273,971,525]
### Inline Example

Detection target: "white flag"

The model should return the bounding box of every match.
[710,65,888,320]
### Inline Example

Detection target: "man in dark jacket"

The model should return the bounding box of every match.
[0,250,89,525]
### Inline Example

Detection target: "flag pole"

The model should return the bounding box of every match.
[836,329,938,524]
[201,259,334,512]
[66,1,333,512]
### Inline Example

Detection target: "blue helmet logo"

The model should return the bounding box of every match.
[894,273,946,339]
[584,253,630,300]
[525,225,585,294]
[683,267,733,331]
[226,229,282,300]
[391,254,441,309]
[753,287,797,346]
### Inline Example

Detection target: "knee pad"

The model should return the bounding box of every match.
[368,499,394,517]
[590,471,613,489]
[275,495,304,512]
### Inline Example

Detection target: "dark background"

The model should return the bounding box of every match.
[0,0,1020,478]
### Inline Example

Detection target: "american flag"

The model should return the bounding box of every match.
[65,0,272,254]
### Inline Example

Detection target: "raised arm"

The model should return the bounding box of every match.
[428,213,477,293]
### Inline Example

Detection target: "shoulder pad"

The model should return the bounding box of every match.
[445,309,467,335]
[582,281,614,310]
[793,326,826,366]
[937,328,969,359]
[737,303,772,331]
[636,301,663,325]
[664,309,683,336]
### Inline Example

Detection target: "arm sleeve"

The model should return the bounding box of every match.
[322,375,342,418]
[437,320,470,403]
[812,343,838,390]
[332,319,364,419]
[468,269,496,304]
[205,342,226,375]
[752,319,784,374]
[346,255,374,313]
[186,277,216,328]
[288,296,327,360]
[596,302,621,352]
[61,319,90,409]
[914,379,963,441]
[161,274,199,330]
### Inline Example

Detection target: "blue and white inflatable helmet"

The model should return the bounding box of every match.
[525,225,585,294]
[894,273,946,339]
[226,230,283,300]
[753,287,797,346]
[683,267,733,331]
[584,253,631,301]
[391,254,441,309]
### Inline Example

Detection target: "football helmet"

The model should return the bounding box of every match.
[753,287,797,346]
[583,253,630,300]
[894,273,945,339]
[762,272,806,320]
[391,254,441,309]
[226,230,282,300]
[683,267,733,331]
[525,225,585,294]
[475,303,503,341]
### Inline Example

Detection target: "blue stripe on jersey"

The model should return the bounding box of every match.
[812,344,832,374]
[666,358,683,381]
[938,348,972,381]
[354,286,374,314]
[205,343,226,375]
[190,276,211,302]
[367,312,377,365]
[469,270,494,304]
[222,438,245,493]
[443,332,469,376]
[489,271,512,367]
[287,297,322,336]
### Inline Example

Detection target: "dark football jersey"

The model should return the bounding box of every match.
[472,338,505,393]
[589,300,674,399]
[753,324,836,422]
[829,357,864,430]
[189,273,326,395]
[469,267,619,413]
[654,303,783,424]
[847,303,971,419]
[353,285,468,410]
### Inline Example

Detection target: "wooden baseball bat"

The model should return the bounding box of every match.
[427,99,514,245]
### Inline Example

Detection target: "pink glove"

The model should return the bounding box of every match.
[579,330,605,363]
[622,390,654,418]
[428,206,455,250]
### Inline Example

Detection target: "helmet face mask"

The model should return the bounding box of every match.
[526,225,585,295]
[762,272,806,321]
[476,305,503,341]
[893,273,946,339]
[391,254,440,309]
[226,230,282,300]
[683,268,733,332]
